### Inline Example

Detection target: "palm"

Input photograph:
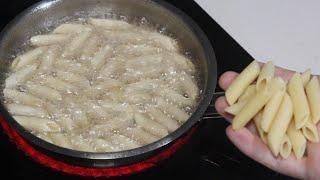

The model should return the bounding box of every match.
[215,66,320,179]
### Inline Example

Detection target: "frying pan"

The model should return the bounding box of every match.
[0,0,218,170]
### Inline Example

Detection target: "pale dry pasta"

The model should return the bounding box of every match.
[256,61,274,91]
[238,84,256,102]
[279,134,292,159]
[225,61,260,105]
[287,121,307,159]
[288,73,310,129]
[301,69,311,87]
[253,112,267,144]
[302,118,319,143]
[3,18,199,152]
[306,76,320,124]
[224,100,248,116]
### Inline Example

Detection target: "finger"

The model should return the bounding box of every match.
[214,96,233,122]
[226,126,306,179]
[306,124,320,180]
[219,71,238,90]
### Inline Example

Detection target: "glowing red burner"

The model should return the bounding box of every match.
[0,116,196,177]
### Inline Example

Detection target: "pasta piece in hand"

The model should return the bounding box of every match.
[279,134,292,159]
[287,121,307,159]
[302,119,319,143]
[301,69,311,87]
[14,116,60,133]
[225,100,248,116]
[238,84,256,102]
[305,76,320,124]
[253,112,267,144]
[256,61,275,91]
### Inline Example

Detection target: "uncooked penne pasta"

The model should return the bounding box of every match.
[109,134,140,150]
[7,104,48,118]
[6,64,37,89]
[226,61,260,105]
[155,97,190,123]
[232,78,282,130]
[302,118,319,143]
[306,76,320,124]
[238,85,256,102]
[225,100,248,116]
[3,89,43,107]
[26,83,62,101]
[279,134,292,159]
[63,30,91,57]
[288,73,310,129]
[301,69,311,87]
[267,93,293,157]
[43,76,77,94]
[91,44,112,69]
[53,23,91,34]
[88,18,133,30]
[253,112,267,144]
[39,46,59,71]
[256,61,275,91]
[11,47,45,71]
[30,34,69,46]
[287,121,307,159]
[56,70,90,87]
[119,127,158,144]
[146,106,180,132]
[134,113,168,137]
[261,78,286,132]
[14,116,60,133]
[50,133,72,149]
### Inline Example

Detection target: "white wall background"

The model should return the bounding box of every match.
[196,0,320,74]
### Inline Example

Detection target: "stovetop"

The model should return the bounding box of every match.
[0,0,293,179]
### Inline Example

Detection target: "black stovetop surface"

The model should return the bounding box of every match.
[0,0,293,179]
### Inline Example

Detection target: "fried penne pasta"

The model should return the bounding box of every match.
[88,18,133,30]
[7,104,48,118]
[261,78,286,132]
[226,61,260,105]
[14,116,60,133]
[91,44,112,69]
[39,46,60,71]
[279,134,292,159]
[109,134,140,150]
[6,64,37,88]
[134,113,168,137]
[155,97,190,123]
[146,106,180,132]
[302,118,319,143]
[253,112,267,144]
[50,133,72,149]
[288,73,310,129]
[11,47,45,71]
[238,85,256,102]
[26,83,62,101]
[43,76,77,94]
[179,74,199,100]
[157,88,194,107]
[287,121,307,159]
[53,23,91,34]
[147,31,178,52]
[3,89,43,107]
[63,30,91,57]
[56,70,90,87]
[70,135,94,152]
[91,138,120,152]
[225,100,248,116]
[119,127,158,144]
[256,61,275,91]
[80,35,100,59]
[30,34,69,46]
[301,69,311,87]
[306,76,320,124]
[267,93,293,157]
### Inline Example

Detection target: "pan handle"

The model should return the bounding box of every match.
[202,91,225,120]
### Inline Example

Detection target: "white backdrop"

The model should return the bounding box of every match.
[195,0,320,74]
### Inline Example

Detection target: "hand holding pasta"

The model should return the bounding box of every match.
[3,18,200,152]
[215,62,320,179]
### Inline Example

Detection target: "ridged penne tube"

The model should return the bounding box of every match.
[91,116,134,136]
[53,23,91,34]
[50,133,72,149]
[5,64,37,88]
[165,53,196,73]
[14,116,60,133]
[301,69,311,87]
[306,76,320,124]
[256,61,274,91]
[146,106,180,132]
[7,104,48,118]
[238,85,256,102]
[302,118,319,143]
[99,59,123,78]
[88,18,133,30]
[63,30,91,57]
[80,35,100,59]
[116,44,161,57]
[56,116,75,132]
[179,74,199,100]
[288,73,310,129]
[43,77,77,94]
[226,61,260,105]
[119,127,158,144]
[39,46,59,71]
[30,34,69,46]
[134,113,169,137]
[147,31,178,52]
[11,47,45,71]
[232,78,282,130]
[253,112,267,144]
[126,93,152,104]
[287,121,307,159]
[109,134,140,150]
[91,44,112,69]
[279,134,292,159]
[225,100,248,116]
[26,83,62,101]
[70,136,94,152]
[261,78,286,132]
[267,93,293,157]
[55,60,90,75]
[157,88,193,107]
[56,70,90,87]
[85,102,110,119]
[91,138,120,152]
[155,97,190,123]
[3,89,43,107]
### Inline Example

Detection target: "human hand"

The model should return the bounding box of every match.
[215,65,320,180]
